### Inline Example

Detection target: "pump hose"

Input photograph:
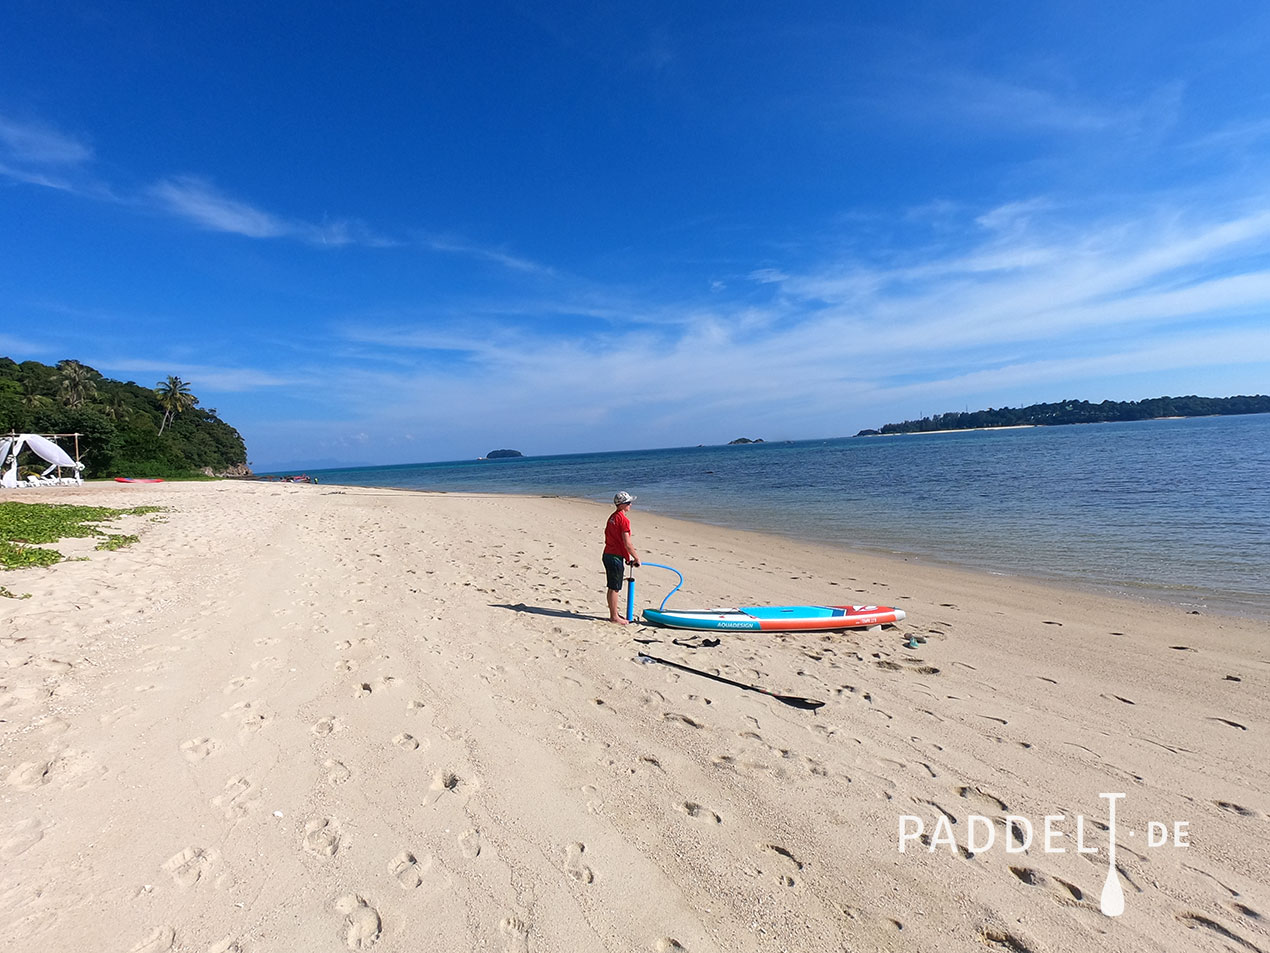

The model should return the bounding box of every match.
[639,562,684,612]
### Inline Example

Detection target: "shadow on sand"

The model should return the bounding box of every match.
[490,603,608,622]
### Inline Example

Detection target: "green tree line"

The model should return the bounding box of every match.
[858,395,1270,436]
[0,358,249,478]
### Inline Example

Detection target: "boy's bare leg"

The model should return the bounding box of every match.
[607,588,628,624]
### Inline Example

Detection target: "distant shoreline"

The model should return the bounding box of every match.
[856,394,1270,436]
[858,415,1225,437]
[862,424,1037,436]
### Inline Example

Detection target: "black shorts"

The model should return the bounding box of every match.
[603,553,626,591]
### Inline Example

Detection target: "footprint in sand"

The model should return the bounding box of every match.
[180,737,221,762]
[222,676,255,694]
[101,703,140,726]
[212,775,261,819]
[662,712,704,729]
[6,749,103,791]
[459,828,482,858]
[956,785,1009,813]
[334,894,381,949]
[303,817,343,857]
[582,784,604,814]
[392,732,421,751]
[390,850,427,888]
[128,927,176,953]
[5,761,52,790]
[655,940,687,952]
[162,846,215,887]
[677,801,722,824]
[221,700,273,737]
[564,842,594,883]
[430,770,461,795]
[758,843,804,886]
[30,656,74,674]
[311,716,342,736]
[1008,865,1086,903]
[499,916,530,953]
[1,817,45,857]
[1214,800,1266,819]
[324,759,352,784]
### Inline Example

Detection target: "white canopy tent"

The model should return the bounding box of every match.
[0,433,84,488]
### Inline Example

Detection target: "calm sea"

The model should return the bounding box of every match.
[294,414,1270,619]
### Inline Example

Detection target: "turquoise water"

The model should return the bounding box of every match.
[297,414,1270,618]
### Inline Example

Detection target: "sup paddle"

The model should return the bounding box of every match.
[637,652,825,711]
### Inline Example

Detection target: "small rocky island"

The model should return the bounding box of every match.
[728,437,764,445]
[485,449,523,459]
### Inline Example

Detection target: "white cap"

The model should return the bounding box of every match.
[613,491,636,504]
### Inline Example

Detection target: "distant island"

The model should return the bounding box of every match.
[484,449,523,458]
[728,437,765,444]
[856,395,1270,436]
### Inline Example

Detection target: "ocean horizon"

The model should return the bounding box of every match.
[268,413,1270,620]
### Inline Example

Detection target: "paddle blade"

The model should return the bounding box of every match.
[778,695,826,711]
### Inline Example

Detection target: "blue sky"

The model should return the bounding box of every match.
[3,1,1269,469]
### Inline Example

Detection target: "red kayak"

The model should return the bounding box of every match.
[114,477,165,483]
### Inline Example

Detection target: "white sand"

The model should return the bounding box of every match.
[1,481,1267,952]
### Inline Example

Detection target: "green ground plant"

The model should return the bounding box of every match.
[0,501,162,569]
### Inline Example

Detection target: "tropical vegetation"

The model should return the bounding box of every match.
[0,358,249,477]
[0,501,162,570]
[857,395,1270,436]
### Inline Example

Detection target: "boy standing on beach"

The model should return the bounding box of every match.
[603,491,640,624]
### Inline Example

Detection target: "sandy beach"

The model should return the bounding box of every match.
[1,480,1267,953]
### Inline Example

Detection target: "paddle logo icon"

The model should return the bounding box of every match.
[897,791,1190,917]
[1099,792,1125,917]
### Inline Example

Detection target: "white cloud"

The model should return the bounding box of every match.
[0,115,92,166]
[93,359,303,393]
[148,176,289,239]
[419,235,551,275]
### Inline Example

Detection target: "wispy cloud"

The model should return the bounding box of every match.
[0,113,96,192]
[0,114,92,165]
[146,175,397,248]
[418,235,553,275]
[2,112,536,269]
[935,72,1122,134]
[93,359,303,393]
[148,176,290,239]
[311,194,1270,451]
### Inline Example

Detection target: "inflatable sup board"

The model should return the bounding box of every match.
[642,604,905,632]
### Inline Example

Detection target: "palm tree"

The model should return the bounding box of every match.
[155,376,197,435]
[58,360,99,408]
[102,393,132,422]
[21,391,51,410]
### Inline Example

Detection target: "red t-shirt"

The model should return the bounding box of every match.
[604,509,632,556]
